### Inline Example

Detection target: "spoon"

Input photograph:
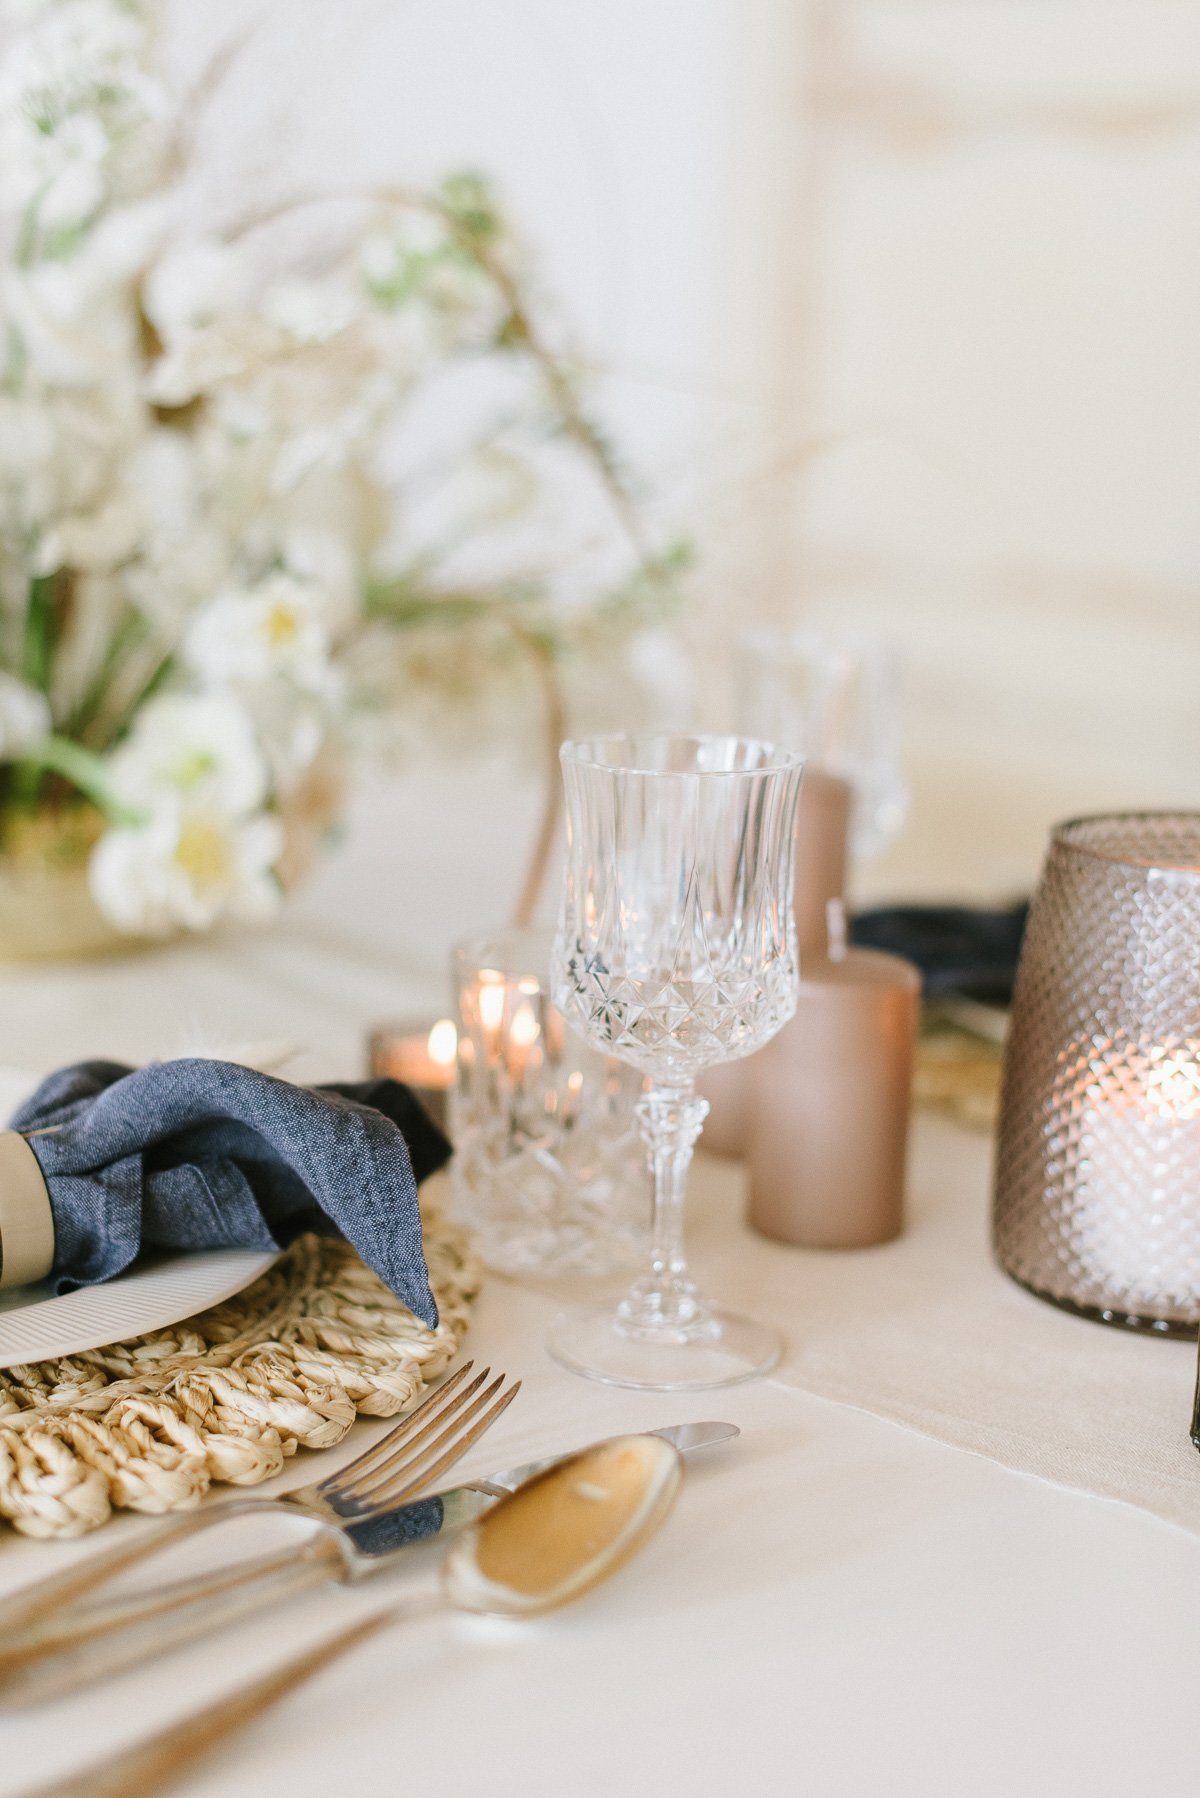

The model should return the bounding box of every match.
[27,1435,683,1798]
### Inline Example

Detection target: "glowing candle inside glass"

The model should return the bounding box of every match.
[1071,1039,1200,1318]
[451,929,649,1278]
[993,812,1200,1333]
[477,975,507,1063]
[426,1018,458,1076]
[509,993,542,1082]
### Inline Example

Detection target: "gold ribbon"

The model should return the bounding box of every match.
[0,1131,55,1289]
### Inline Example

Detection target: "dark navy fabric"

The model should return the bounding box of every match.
[9,1060,450,1327]
[852,903,1029,1004]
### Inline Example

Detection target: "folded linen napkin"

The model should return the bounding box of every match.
[2,1058,451,1326]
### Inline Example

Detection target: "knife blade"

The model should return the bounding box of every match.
[0,1420,738,1706]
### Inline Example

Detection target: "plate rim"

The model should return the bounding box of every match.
[0,1248,282,1368]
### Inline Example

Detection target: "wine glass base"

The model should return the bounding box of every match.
[546,1304,783,1391]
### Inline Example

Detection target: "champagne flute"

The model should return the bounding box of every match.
[550,734,804,1389]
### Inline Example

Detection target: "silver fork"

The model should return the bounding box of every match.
[0,1360,519,1638]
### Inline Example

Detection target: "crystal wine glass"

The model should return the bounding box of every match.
[550,733,804,1389]
[734,630,907,863]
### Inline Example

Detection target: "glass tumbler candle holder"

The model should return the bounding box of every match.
[993,813,1200,1334]
[449,929,648,1278]
[733,629,908,863]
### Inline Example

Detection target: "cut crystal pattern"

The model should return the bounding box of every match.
[546,734,803,1386]
[450,930,648,1278]
[555,740,801,1083]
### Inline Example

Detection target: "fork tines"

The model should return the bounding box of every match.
[318,1361,521,1516]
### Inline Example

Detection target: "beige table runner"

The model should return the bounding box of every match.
[686,1113,1200,1539]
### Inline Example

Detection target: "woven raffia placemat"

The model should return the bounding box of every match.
[0,1207,478,1539]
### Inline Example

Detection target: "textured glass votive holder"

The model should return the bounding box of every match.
[449,929,648,1278]
[993,813,1200,1335]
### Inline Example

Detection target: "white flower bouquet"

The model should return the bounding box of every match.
[0,0,680,950]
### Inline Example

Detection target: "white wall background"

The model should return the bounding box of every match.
[767,2,1200,901]
[167,0,1200,932]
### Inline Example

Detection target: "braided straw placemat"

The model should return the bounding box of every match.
[0,1208,478,1539]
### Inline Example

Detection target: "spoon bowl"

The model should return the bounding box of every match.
[443,1433,683,1617]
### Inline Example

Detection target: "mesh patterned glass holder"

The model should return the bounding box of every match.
[993,813,1200,1335]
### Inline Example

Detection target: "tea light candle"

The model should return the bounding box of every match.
[368,1017,458,1129]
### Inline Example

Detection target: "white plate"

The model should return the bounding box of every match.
[0,1249,280,1369]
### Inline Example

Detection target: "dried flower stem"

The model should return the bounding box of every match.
[510,635,567,930]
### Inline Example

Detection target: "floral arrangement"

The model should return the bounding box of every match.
[0,0,679,942]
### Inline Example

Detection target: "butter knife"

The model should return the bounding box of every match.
[0,1419,738,1706]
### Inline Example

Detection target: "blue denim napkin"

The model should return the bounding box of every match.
[9,1059,450,1327]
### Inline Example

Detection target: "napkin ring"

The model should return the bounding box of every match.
[0,1131,55,1288]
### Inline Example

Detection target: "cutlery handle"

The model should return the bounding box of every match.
[0,1533,349,1707]
[22,1604,412,1798]
[0,1497,267,1635]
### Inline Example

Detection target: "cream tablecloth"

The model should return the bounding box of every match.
[0,793,1198,1797]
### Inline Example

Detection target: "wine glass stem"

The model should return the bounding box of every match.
[620,1083,710,1339]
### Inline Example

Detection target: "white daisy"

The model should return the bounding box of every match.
[183,573,336,696]
[89,800,283,936]
[106,692,269,817]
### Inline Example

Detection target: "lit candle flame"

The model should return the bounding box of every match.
[1144,1050,1200,1119]
[427,1019,458,1068]
[510,1003,541,1050]
[478,977,506,1036]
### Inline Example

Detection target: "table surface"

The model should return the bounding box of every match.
[1,829,1197,1798]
